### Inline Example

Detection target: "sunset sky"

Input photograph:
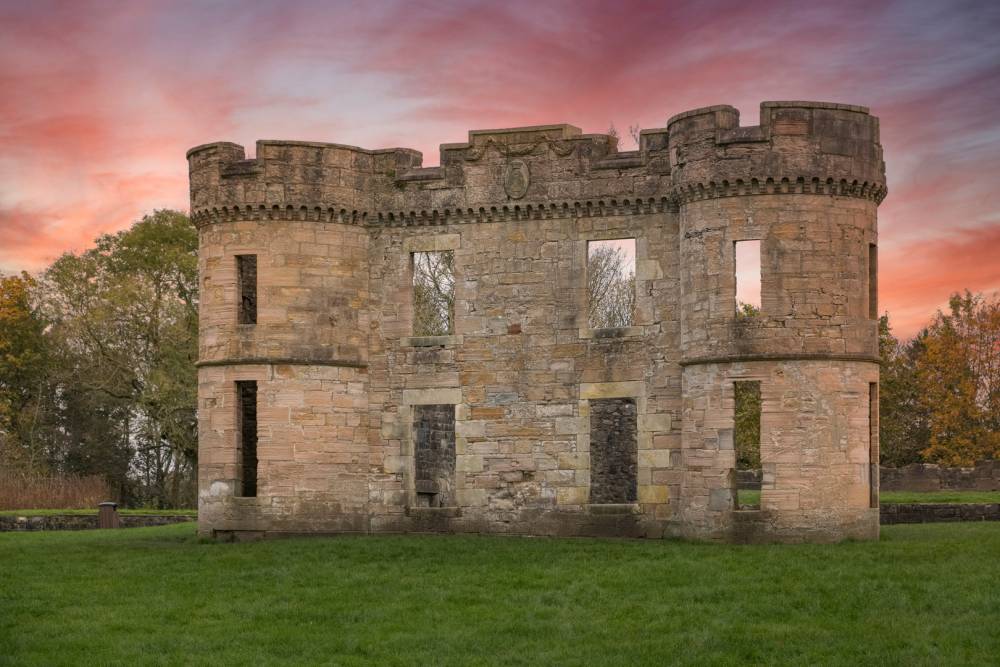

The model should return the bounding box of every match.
[1,0,998,338]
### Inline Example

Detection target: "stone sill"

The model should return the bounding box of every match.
[587,503,641,515]
[405,506,462,518]
[401,334,463,347]
[579,326,644,340]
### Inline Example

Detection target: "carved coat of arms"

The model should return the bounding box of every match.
[503,159,530,199]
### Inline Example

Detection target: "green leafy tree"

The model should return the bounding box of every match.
[734,381,761,469]
[878,314,930,466]
[39,210,199,506]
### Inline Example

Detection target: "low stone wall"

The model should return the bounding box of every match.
[880,503,1000,525]
[880,461,1000,492]
[736,469,762,490]
[0,514,196,532]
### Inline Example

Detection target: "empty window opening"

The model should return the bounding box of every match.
[236,380,258,497]
[413,404,456,507]
[734,240,761,316]
[734,380,762,509]
[869,382,879,508]
[236,254,257,325]
[868,244,878,320]
[589,398,638,503]
[587,239,636,329]
[412,251,455,336]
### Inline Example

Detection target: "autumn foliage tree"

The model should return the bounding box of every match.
[879,291,1000,467]
[914,292,1000,465]
[0,273,53,472]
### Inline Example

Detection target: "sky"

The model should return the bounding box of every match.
[1,0,998,338]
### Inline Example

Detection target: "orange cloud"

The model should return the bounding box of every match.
[881,225,1000,337]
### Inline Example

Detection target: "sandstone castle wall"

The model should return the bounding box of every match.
[189,101,886,543]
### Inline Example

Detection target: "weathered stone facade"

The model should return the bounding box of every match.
[189,101,886,543]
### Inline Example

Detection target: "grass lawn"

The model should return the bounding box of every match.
[736,489,1000,507]
[878,490,1000,504]
[1,524,999,665]
[0,508,197,517]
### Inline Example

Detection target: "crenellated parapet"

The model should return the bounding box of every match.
[667,101,886,204]
[187,140,422,228]
[188,101,886,230]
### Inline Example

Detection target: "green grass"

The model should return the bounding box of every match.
[1,524,998,665]
[879,490,1000,504]
[0,508,197,517]
[736,489,1000,507]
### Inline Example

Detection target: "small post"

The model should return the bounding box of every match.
[98,501,120,529]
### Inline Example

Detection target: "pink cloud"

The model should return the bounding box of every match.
[0,0,997,340]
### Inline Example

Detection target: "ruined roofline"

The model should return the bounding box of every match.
[665,100,870,128]
[186,139,423,161]
[187,101,875,164]
[187,100,886,227]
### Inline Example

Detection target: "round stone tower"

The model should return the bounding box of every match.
[187,139,419,536]
[668,102,886,542]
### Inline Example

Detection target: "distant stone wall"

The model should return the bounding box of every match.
[880,503,1000,524]
[589,398,638,504]
[0,514,195,532]
[736,469,762,489]
[413,404,457,507]
[880,461,1000,492]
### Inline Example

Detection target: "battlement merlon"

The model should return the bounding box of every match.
[187,101,886,226]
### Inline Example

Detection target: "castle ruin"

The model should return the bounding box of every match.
[189,101,886,543]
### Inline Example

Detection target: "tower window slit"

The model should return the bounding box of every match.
[237,254,257,325]
[237,380,258,497]
[734,240,761,316]
[734,380,761,509]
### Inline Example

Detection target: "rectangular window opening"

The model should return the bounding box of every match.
[868,244,878,320]
[734,240,762,317]
[413,404,456,507]
[589,398,638,504]
[587,238,636,329]
[869,382,879,508]
[236,254,257,325]
[236,380,258,497]
[734,380,762,509]
[412,251,455,336]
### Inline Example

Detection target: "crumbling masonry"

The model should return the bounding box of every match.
[190,101,886,543]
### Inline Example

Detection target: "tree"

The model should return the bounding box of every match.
[412,251,455,336]
[39,210,199,506]
[915,291,1000,465]
[606,122,641,149]
[878,314,930,466]
[0,273,53,473]
[588,244,635,329]
[734,381,761,469]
